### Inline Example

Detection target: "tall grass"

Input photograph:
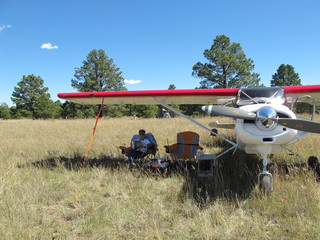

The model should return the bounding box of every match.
[0,117,319,239]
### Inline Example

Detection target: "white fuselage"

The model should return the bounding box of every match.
[235,104,298,155]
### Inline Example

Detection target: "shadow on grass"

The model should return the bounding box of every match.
[18,152,129,171]
[19,149,315,205]
[179,151,317,205]
[179,150,261,204]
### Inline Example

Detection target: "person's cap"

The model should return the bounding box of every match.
[139,129,146,135]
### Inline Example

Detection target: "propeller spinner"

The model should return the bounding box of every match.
[255,107,278,130]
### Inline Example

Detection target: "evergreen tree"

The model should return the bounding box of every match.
[271,64,308,113]
[192,35,261,88]
[33,97,62,119]
[71,49,127,117]
[11,75,54,119]
[61,102,82,118]
[271,64,301,86]
[0,103,11,119]
[168,84,176,90]
[61,101,97,119]
[129,105,158,118]
[71,49,126,92]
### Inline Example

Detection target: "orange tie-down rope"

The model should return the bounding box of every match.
[82,99,104,167]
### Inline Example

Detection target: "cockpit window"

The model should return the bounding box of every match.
[236,87,285,106]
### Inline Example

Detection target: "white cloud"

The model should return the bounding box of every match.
[0,24,12,32]
[40,42,59,50]
[124,79,142,84]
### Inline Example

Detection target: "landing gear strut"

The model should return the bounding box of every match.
[258,154,273,194]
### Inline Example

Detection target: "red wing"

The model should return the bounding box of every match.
[58,85,320,105]
[283,85,320,103]
[58,88,239,105]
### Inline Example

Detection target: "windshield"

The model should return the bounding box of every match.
[236,87,285,106]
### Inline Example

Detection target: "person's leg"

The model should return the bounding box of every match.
[128,148,136,164]
[128,149,142,165]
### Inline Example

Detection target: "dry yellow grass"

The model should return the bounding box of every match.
[0,117,319,239]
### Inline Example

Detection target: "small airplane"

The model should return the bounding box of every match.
[58,85,320,194]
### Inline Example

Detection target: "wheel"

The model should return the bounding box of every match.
[307,156,319,170]
[261,175,273,195]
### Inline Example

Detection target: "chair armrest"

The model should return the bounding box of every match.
[147,143,158,155]
[119,146,131,155]
[164,143,179,154]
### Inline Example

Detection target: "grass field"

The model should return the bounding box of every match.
[0,117,319,239]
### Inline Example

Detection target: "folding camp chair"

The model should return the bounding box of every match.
[164,131,203,159]
[119,133,158,160]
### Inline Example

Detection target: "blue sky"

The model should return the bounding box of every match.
[1,0,320,105]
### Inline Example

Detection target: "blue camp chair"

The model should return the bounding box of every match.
[119,133,158,159]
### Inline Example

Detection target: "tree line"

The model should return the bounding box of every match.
[1,35,306,119]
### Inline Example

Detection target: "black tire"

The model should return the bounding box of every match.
[308,156,319,170]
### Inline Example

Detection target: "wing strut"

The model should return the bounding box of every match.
[151,97,237,147]
[83,98,105,167]
[284,146,306,161]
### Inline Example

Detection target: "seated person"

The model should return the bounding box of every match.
[128,129,151,165]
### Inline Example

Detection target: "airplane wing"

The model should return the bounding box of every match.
[283,85,320,104]
[58,85,320,105]
[57,88,239,105]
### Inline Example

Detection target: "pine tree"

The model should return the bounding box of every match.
[271,64,301,86]
[11,75,55,119]
[71,49,127,118]
[0,103,11,119]
[71,49,126,92]
[192,35,261,88]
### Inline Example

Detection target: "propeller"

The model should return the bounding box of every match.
[276,118,320,133]
[202,105,320,134]
[201,105,256,120]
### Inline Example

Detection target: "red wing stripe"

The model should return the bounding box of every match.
[58,88,239,99]
[282,85,320,94]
